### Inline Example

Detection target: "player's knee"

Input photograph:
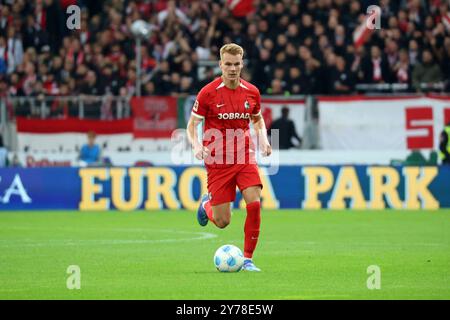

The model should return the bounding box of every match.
[243,186,262,204]
[215,217,230,229]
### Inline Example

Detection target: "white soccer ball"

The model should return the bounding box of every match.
[213,244,245,272]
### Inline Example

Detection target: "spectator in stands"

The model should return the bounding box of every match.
[80,71,104,118]
[408,39,420,67]
[300,58,321,94]
[251,48,272,94]
[0,4,11,34]
[7,72,24,96]
[169,72,181,96]
[79,131,102,167]
[333,25,347,57]
[197,67,216,89]
[43,0,66,54]
[385,38,399,71]
[439,122,450,165]
[412,49,443,92]
[143,81,156,96]
[267,79,285,95]
[350,45,365,81]
[0,134,8,167]
[286,66,302,95]
[0,0,449,102]
[268,107,302,150]
[30,81,47,117]
[51,82,72,118]
[392,49,412,86]
[152,61,172,95]
[330,56,356,94]
[180,60,197,88]
[179,76,196,96]
[362,45,391,84]
[272,67,286,88]
[6,26,24,73]
[22,14,48,52]
[157,0,189,27]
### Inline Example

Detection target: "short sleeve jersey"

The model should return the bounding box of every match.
[191,77,261,169]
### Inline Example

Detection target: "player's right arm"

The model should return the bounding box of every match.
[187,93,210,160]
[187,114,209,160]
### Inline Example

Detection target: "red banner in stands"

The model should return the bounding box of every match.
[131,96,178,138]
[16,117,132,134]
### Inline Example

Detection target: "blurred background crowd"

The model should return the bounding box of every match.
[0,0,449,167]
[0,0,449,103]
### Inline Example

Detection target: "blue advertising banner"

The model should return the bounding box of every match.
[1,166,449,211]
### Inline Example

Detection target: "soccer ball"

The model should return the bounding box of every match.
[213,244,245,272]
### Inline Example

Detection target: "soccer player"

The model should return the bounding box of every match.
[186,43,272,272]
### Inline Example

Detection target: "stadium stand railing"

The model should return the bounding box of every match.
[355,82,447,94]
[1,96,131,121]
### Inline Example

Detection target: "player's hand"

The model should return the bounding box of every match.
[261,142,272,157]
[193,144,209,160]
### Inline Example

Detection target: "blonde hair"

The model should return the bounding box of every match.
[220,43,244,60]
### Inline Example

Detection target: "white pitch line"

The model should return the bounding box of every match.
[0,230,217,247]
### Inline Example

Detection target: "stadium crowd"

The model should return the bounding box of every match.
[0,0,449,107]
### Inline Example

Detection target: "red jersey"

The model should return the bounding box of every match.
[191,77,261,169]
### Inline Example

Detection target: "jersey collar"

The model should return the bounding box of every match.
[216,80,249,90]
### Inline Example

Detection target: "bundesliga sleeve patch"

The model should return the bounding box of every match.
[193,100,199,112]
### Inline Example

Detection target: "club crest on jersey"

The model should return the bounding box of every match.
[244,101,250,109]
[218,112,251,120]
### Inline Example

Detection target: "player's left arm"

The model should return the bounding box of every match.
[252,113,272,157]
[251,89,271,156]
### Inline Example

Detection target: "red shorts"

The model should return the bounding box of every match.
[206,164,263,206]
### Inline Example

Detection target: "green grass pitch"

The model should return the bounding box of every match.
[0,209,449,300]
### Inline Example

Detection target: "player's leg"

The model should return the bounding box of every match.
[198,196,233,228]
[211,202,232,229]
[241,185,262,258]
[197,168,236,228]
[237,164,263,271]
